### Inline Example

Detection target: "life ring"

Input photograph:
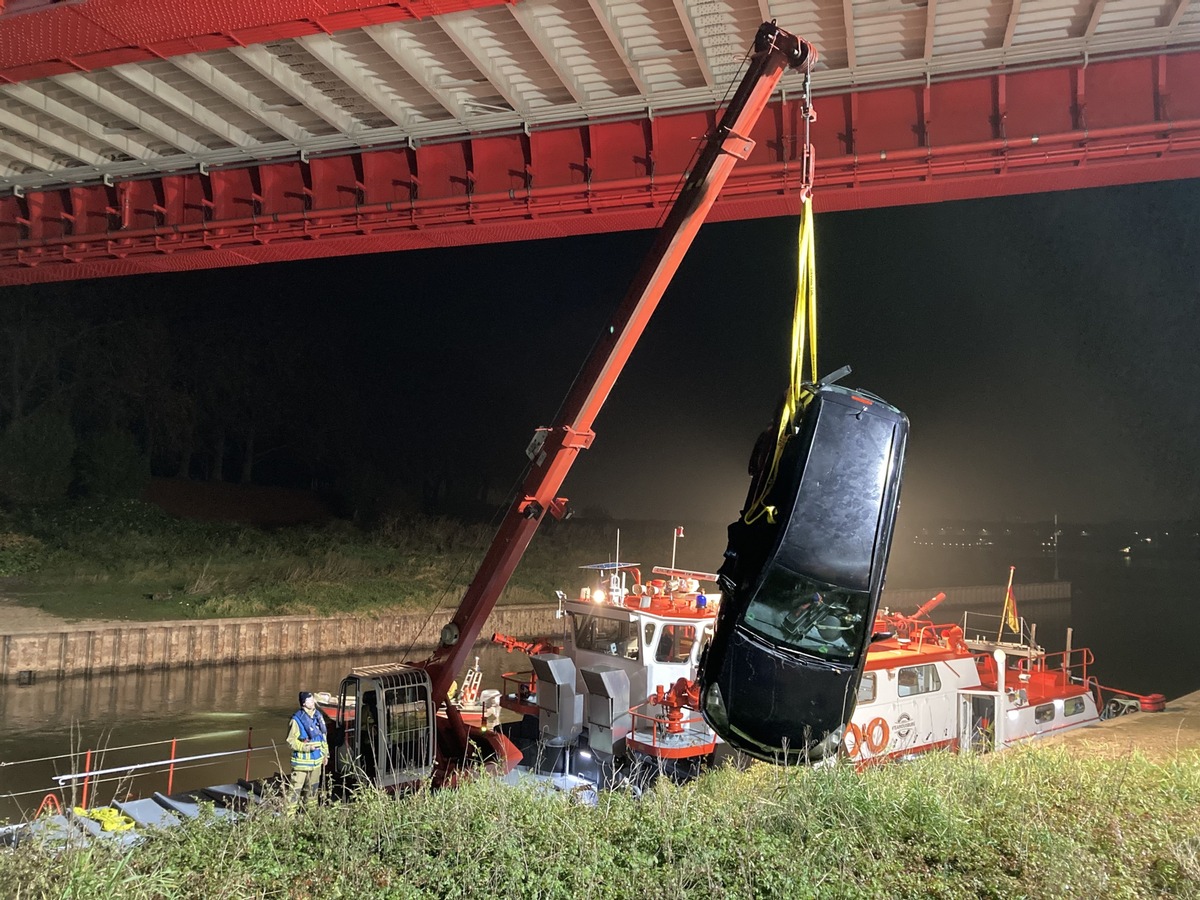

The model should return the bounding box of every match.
[841,722,863,757]
[865,717,890,754]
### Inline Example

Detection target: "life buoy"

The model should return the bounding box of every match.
[841,722,863,757]
[865,717,890,754]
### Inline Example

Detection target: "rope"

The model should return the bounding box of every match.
[742,198,819,526]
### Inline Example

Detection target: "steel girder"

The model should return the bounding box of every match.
[2,50,1199,285]
[0,0,515,83]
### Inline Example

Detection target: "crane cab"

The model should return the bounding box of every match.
[332,664,436,791]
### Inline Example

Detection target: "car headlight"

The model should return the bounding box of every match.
[810,724,844,761]
[702,683,729,732]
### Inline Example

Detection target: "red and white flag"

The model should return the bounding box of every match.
[674,526,685,538]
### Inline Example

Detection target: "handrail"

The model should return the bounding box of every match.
[627,705,715,755]
[498,670,537,701]
[0,730,256,769]
[53,743,277,784]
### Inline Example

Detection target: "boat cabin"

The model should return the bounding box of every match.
[563,563,719,705]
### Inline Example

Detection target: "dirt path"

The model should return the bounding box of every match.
[0,597,117,634]
[1041,690,1200,761]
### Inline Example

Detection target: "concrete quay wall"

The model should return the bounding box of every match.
[0,604,561,683]
[0,582,1070,683]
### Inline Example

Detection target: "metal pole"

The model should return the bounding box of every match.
[81,749,92,810]
[996,566,1016,642]
[167,737,177,795]
[245,727,253,781]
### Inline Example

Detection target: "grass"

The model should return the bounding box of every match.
[0,499,722,622]
[2,747,1198,899]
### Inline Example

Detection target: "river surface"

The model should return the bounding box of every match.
[2,545,1196,822]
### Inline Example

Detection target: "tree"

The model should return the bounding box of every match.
[0,403,76,504]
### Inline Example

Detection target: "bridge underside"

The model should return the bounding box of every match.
[2,39,1198,284]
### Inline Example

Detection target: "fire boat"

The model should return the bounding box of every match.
[489,567,1165,784]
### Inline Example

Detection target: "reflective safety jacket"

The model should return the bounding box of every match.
[288,709,329,771]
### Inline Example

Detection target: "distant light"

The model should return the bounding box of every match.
[593,589,606,603]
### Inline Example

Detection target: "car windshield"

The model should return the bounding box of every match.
[741,568,870,661]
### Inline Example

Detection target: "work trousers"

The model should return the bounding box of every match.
[286,765,323,814]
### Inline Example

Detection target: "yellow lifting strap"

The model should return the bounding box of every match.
[742,198,819,526]
[74,805,136,832]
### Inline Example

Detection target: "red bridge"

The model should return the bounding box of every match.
[1,0,1198,284]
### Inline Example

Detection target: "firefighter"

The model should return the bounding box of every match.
[286,690,328,815]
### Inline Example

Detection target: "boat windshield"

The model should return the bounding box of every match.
[571,612,640,660]
[741,568,870,661]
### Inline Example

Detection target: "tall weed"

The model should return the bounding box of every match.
[4,748,1198,899]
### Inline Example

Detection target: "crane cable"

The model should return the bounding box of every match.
[742,197,819,526]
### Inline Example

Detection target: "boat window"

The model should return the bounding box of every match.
[897,664,942,697]
[857,672,876,704]
[655,624,696,664]
[571,612,639,659]
[1034,703,1055,724]
[1064,697,1087,717]
[644,623,656,651]
[741,567,870,661]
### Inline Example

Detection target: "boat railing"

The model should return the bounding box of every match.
[0,729,281,816]
[1012,647,1095,688]
[499,670,537,707]
[626,702,715,758]
[959,610,1041,650]
[874,613,964,650]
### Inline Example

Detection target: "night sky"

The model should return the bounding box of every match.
[7,176,1199,527]
[335,175,1200,526]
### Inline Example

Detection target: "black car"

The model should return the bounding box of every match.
[699,378,908,762]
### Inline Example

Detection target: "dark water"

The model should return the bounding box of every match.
[884,544,1200,700]
[0,645,523,823]
[2,546,1196,822]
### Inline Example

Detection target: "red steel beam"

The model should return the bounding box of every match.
[3,51,1200,285]
[0,0,513,84]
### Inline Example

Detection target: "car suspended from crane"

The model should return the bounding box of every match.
[325,21,820,791]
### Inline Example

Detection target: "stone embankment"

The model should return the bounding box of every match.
[0,605,560,683]
[0,581,1070,684]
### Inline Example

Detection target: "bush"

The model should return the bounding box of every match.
[0,531,44,576]
[74,428,150,499]
[0,406,76,504]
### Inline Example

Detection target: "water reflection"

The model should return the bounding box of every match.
[0,645,522,823]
